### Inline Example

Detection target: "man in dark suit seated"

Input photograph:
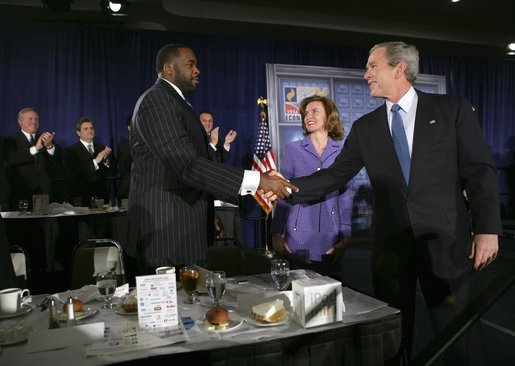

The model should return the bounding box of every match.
[2,107,57,210]
[199,110,237,163]
[65,116,116,207]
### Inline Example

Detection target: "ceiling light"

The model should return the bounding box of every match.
[508,43,515,51]
[101,0,129,16]
[451,0,460,3]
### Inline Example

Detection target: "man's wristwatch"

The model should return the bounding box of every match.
[46,145,54,149]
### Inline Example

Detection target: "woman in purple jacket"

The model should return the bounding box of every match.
[271,95,352,274]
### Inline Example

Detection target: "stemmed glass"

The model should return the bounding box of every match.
[17,199,28,215]
[179,267,199,304]
[96,271,117,309]
[271,259,290,291]
[205,271,226,305]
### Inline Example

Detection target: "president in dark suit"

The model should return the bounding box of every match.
[128,43,295,272]
[2,107,56,210]
[65,117,115,207]
[287,42,501,365]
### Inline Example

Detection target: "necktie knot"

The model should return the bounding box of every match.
[391,104,401,113]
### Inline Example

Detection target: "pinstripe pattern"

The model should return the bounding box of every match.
[127,79,244,266]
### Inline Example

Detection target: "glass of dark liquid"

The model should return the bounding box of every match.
[179,267,199,304]
[271,259,290,291]
[205,271,226,305]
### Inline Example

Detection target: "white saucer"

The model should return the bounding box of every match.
[0,304,33,319]
[202,310,243,333]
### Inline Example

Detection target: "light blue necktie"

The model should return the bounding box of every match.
[391,104,410,184]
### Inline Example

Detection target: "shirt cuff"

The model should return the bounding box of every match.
[223,144,230,151]
[239,170,260,195]
[92,159,100,170]
[209,143,217,151]
[30,146,38,155]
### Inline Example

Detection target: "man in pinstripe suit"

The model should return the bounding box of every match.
[127,43,296,274]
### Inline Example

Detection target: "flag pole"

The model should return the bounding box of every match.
[256,97,274,258]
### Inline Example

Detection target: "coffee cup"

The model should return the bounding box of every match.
[0,288,30,315]
[155,266,175,275]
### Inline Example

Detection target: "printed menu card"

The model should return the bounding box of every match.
[136,274,178,330]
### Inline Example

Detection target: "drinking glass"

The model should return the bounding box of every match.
[205,271,226,305]
[17,199,28,215]
[179,267,199,304]
[96,271,117,309]
[271,259,290,291]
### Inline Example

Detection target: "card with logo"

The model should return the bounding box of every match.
[135,274,178,331]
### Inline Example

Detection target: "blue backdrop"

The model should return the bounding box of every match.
[1,24,514,231]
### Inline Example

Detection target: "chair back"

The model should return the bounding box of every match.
[9,245,30,289]
[71,239,126,289]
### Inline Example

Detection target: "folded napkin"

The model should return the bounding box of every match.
[48,202,90,215]
[52,284,129,303]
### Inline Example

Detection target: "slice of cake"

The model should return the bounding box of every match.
[251,299,287,323]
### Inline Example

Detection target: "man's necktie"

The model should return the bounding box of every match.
[29,134,36,146]
[87,144,95,156]
[391,104,411,184]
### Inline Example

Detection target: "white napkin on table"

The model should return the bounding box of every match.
[52,284,129,304]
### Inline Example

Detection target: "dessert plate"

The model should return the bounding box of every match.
[58,305,98,322]
[202,310,243,333]
[114,305,137,316]
[245,313,289,327]
[0,304,33,319]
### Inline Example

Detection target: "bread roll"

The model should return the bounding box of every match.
[206,306,229,325]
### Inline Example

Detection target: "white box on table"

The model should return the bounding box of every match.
[291,276,344,328]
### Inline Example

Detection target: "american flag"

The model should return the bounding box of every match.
[252,98,276,214]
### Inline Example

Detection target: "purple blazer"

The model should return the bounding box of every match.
[271,136,352,261]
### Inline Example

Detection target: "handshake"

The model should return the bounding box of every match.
[257,170,299,201]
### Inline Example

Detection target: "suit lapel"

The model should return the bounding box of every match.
[410,91,438,188]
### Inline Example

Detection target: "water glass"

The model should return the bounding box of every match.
[205,271,226,305]
[271,259,290,291]
[179,267,199,304]
[96,271,117,309]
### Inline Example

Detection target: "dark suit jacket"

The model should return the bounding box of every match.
[65,141,116,206]
[207,141,230,163]
[2,131,54,208]
[290,90,502,279]
[128,78,244,266]
[116,139,132,199]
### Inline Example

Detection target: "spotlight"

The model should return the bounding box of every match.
[101,0,129,16]
[508,43,515,51]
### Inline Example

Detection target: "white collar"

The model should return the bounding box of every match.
[160,78,186,101]
[386,86,416,113]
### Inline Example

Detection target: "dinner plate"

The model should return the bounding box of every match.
[58,304,98,322]
[0,321,32,346]
[114,305,137,316]
[245,313,289,327]
[0,304,33,319]
[202,310,243,333]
